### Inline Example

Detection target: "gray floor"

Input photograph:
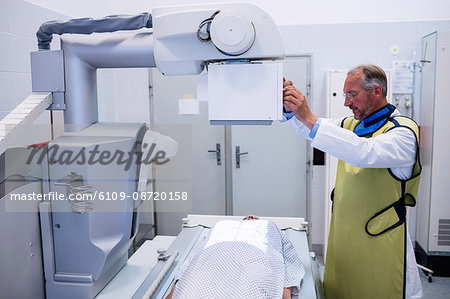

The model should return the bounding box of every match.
[316,256,450,298]
[420,270,450,299]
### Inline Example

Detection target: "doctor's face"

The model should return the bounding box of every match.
[343,72,376,120]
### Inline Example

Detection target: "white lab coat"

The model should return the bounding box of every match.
[283,109,423,299]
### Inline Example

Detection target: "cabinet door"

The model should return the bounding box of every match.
[324,71,353,258]
[231,57,310,218]
[417,32,437,252]
[429,32,450,252]
[419,31,450,253]
[152,71,226,235]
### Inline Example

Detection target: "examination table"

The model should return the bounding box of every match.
[97,215,325,299]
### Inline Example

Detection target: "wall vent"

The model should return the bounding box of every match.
[438,219,450,246]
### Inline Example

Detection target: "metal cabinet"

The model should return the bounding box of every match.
[416,31,450,276]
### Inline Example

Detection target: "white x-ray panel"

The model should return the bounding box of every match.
[208,63,283,123]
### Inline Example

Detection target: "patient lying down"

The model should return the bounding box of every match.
[166,216,305,299]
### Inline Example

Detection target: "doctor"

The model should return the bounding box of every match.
[283,64,422,299]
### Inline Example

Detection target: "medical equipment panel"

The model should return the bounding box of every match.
[416,31,450,276]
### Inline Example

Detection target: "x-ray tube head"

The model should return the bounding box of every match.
[152,3,284,76]
[30,2,285,130]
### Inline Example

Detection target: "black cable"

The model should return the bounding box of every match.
[0,174,41,186]
[196,11,221,43]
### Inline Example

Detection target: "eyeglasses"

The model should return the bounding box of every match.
[343,91,360,99]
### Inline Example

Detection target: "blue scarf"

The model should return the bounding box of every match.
[354,104,396,137]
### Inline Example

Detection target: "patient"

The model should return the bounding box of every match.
[165,216,305,299]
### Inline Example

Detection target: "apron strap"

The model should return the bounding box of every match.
[365,197,406,237]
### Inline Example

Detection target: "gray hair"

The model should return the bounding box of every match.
[348,64,387,97]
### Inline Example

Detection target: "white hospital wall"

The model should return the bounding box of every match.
[0,0,67,144]
[5,0,450,251]
[26,0,450,24]
[96,68,150,124]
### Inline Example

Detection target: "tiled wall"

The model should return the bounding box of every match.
[0,0,150,132]
[280,20,450,252]
[0,0,66,123]
[97,68,150,124]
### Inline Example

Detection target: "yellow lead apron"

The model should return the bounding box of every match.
[323,116,421,299]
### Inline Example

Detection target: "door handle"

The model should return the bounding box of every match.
[208,143,221,165]
[235,146,248,168]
